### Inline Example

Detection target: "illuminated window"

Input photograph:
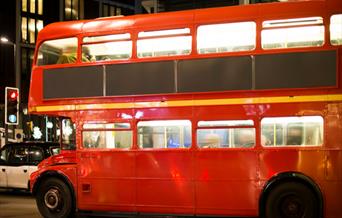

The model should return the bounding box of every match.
[38,0,43,15]
[262,17,324,49]
[65,0,80,20]
[330,14,342,46]
[30,0,35,13]
[82,33,132,62]
[82,123,132,149]
[137,120,192,149]
[261,116,323,147]
[29,18,35,43]
[36,20,43,33]
[21,17,27,42]
[137,28,192,58]
[197,120,255,148]
[37,37,78,66]
[197,22,256,54]
[22,0,27,12]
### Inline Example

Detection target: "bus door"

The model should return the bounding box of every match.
[135,119,194,214]
[194,117,259,216]
[77,121,136,212]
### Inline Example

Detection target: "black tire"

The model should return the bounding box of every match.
[265,182,319,218]
[36,178,74,218]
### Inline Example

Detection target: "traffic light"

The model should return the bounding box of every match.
[5,87,19,125]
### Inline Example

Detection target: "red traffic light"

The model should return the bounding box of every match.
[9,90,18,100]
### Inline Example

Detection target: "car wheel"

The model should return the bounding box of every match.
[265,181,319,218]
[36,178,74,218]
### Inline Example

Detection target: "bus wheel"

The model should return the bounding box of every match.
[265,182,319,218]
[36,178,74,218]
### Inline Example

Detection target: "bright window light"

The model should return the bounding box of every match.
[198,120,254,127]
[137,36,191,58]
[138,120,191,127]
[263,17,323,28]
[262,25,324,49]
[261,116,323,124]
[330,14,342,46]
[83,33,131,43]
[138,28,190,38]
[83,40,132,61]
[197,21,256,54]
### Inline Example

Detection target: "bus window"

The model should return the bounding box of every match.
[197,21,256,54]
[82,33,132,61]
[37,37,78,66]
[137,28,192,58]
[82,123,132,149]
[197,120,255,148]
[330,14,342,46]
[137,120,191,149]
[261,116,323,147]
[262,17,324,49]
[60,118,76,150]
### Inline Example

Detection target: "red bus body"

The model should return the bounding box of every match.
[29,0,342,217]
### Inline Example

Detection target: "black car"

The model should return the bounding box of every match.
[0,142,60,190]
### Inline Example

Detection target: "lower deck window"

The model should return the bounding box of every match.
[197,120,255,148]
[261,116,323,147]
[82,123,132,149]
[137,120,191,149]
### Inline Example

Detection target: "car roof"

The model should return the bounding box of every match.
[3,142,59,148]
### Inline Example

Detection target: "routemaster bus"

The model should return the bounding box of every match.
[29,0,342,217]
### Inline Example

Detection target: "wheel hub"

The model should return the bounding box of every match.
[44,188,61,210]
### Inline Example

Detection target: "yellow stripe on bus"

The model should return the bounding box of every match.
[33,94,342,112]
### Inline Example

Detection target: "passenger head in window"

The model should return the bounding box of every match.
[236,129,255,148]
[57,46,77,64]
[287,126,303,145]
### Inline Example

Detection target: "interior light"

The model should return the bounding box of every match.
[139,28,190,38]
[138,120,191,127]
[83,33,131,43]
[263,17,323,28]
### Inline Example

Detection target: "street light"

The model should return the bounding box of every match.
[0,36,17,144]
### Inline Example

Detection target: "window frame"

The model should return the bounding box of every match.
[137,27,192,59]
[196,119,256,149]
[137,119,192,150]
[81,33,133,62]
[81,122,133,150]
[196,21,257,55]
[260,115,324,148]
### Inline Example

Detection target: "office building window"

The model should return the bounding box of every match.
[22,0,27,12]
[65,0,80,20]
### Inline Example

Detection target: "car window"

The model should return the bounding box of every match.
[8,146,29,165]
[0,146,10,164]
[29,146,44,165]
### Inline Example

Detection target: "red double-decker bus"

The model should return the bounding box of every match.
[29,0,342,217]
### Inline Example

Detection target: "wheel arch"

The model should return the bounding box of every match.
[32,170,76,203]
[259,171,324,217]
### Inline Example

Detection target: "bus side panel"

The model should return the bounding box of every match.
[194,150,258,216]
[135,150,194,214]
[77,150,136,212]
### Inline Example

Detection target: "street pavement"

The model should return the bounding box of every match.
[0,189,255,218]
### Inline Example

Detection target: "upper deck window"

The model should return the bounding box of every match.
[197,22,256,54]
[262,17,324,49]
[37,37,78,66]
[330,14,342,46]
[82,33,132,62]
[137,28,192,58]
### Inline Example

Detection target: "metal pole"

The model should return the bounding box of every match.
[15,0,21,129]
[5,124,8,144]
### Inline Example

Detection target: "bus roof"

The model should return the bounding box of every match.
[37,0,336,44]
